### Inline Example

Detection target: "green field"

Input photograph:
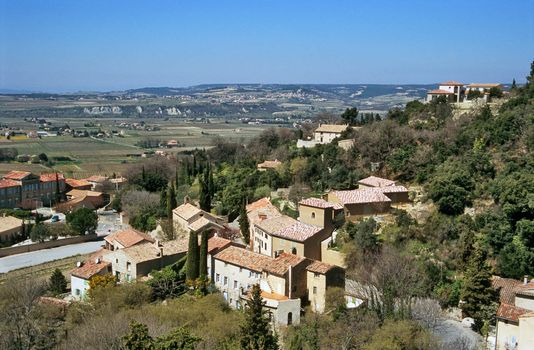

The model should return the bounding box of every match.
[0,118,270,177]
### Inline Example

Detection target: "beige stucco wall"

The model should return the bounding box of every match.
[307,271,327,313]
[496,320,519,350]
[321,239,346,267]
[0,225,21,242]
[519,315,534,350]
[515,295,534,311]
[253,225,273,256]
[314,131,340,144]
[272,237,304,258]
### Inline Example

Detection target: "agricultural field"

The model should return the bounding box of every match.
[0,117,271,178]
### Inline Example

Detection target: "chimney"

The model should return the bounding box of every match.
[76,261,83,268]
[259,214,267,221]
[183,195,190,204]
[524,275,529,285]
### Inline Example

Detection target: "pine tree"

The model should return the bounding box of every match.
[460,244,497,331]
[185,231,199,281]
[122,321,154,350]
[240,284,278,350]
[239,199,250,245]
[458,228,475,269]
[199,230,208,279]
[49,268,67,295]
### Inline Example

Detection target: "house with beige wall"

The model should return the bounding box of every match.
[327,189,391,220]
[306,261,345,313]
[253,215,328,261]
[172,202,226,237]
[313,124,348,144]
[70,250,111,300]
[212,245,307,326]
[495,277,534,350]
[245,197,283,250]
[298,197,344,235]
[0,215,23,242]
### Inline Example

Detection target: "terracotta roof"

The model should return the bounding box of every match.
[256,215,297,235]
[497,303,530,323]
[493,276,523,304]
[299,198,343,210]
[85,175,108,183]
[376,185,408,193]
[188,216,222,232]
[272,221,323,242]
[214,246,305,276]
[246,197,273,212]
[39,173,64,182]
[358,176,396,188]
[427,89,455,95]
[306,260,336,274]
[104,228,154,248]
[332,189,391,205]
[315,124,349,133]
[71,259,111,280]
[0,179,20,188]
[207,236,232,254]
[119,240,188,263]
[257,160,282,169]
[0,216,23,232]
[439,81,464,86]
[67,189,103,198]
[214,246,274,273]
[173,203,202,221]
[467,83,501,88]
[65,178,92,188]
[246,198,283,226]
[261,290,288,301]
[4,171,32,180]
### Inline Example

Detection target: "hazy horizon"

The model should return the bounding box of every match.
[1,0,533,92]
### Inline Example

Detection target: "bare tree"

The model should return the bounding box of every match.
[121,190,161,219]
[411,298,444,331]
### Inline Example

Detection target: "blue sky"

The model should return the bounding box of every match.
[0,0,533,92]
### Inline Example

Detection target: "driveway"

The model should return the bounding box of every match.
[433,318,483,349]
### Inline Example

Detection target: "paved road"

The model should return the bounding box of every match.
[433,319,482,349]
[0,240,104,273]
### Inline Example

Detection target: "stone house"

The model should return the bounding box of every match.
[306,261,345,313]
[327,189,391,220]
[172,202,226,237]
[245,197,283,250]
[494,277,534,350]
[70,250,111,299]
[0,215,23,242]
[313,124,348,144]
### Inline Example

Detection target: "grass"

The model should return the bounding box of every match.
[0,253,90,284]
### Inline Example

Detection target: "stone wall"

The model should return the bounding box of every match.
[0,234,100,258]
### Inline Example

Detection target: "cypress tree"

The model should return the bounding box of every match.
[185,231,199,281]
[511,78,517,90]
[167,182,177,218]
[175,167,180,188]
[199,230,208,279]
[460,244,497,331]
[240,284,278,350]
[199,174,211,212]
[160,187,167,208]
[239,199,250,245]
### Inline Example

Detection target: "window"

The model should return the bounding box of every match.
[313,286,317,294]
[287,312,293,325]
[224,276,228,285]
[126,262,131,271]
[75,289,80,296]
[292,285,297,292]
[216,273,220,282]
[234,280,238,289]
[291,247,297,255]
[314,272,320,278]
[311,212,315,219]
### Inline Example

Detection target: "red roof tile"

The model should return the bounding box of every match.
[497,303,529,323]
[0,179,20,188]
[428,89,455,95]
[71,259,111,280]
[207,236,232,254]
[39,173,64,182]
[65,178,92,188]
[358,176,396,188]
[104,228,154,248]
[332,189,391,205]
[306,260,336,274]
[299,198,343,210]
[4,171,32,180]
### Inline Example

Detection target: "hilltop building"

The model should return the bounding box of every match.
[426,81,503,103]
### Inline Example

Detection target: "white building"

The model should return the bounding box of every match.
[70,251,111,300]
[212,245,308,326]
[426,81,464,103]
[313,124,349,144]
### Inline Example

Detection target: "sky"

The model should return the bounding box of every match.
[0,0,533,92]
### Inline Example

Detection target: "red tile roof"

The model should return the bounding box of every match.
[4,171,32,180]
[39,173,64,182]
[71,259,111,280]
[493,276,523,304]
[497,303,530,323]
[306,260,336,274]
[0,179,20,188]
[104,228,154,248]
[272,221,323,242]
[467,83,501,88]
[428,89,455,95]
[439,81,464,86]
[332,189,391,205]
[85,175,108,183]
[376,185,409,194]
[207,236,232,254]
[246,197,273,212]
[358,176,396,188]
[65,178,92,188]
[214,246,305,276]
[299,198,343,210]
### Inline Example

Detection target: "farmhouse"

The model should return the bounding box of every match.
[314,124,348,144]
[65,178,92,191]
[426,81,464,103]
[70,251,111,300]
[327,189,391,220]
